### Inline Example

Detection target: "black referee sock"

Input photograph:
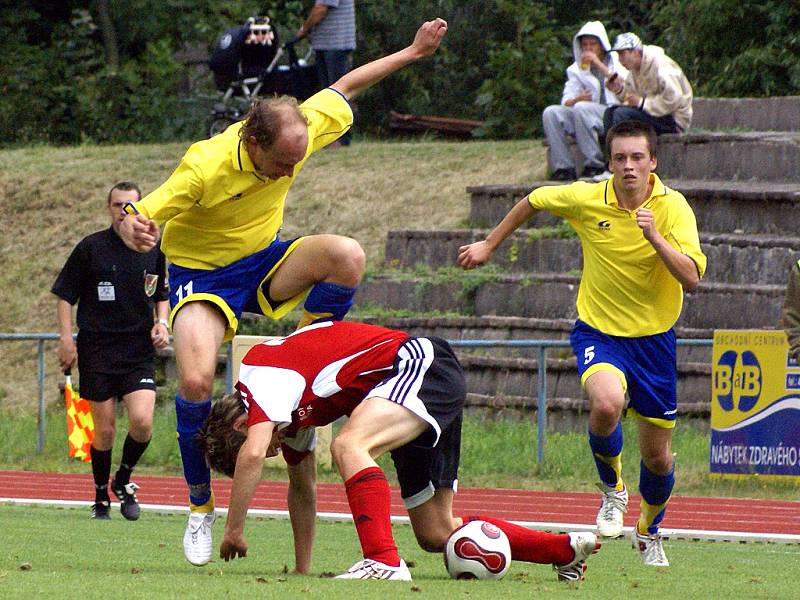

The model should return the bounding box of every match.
[114,434,151,486]
[91,446,112,503]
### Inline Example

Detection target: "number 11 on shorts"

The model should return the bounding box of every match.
[175,281,194,302]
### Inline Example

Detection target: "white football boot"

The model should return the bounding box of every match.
[183,510,216,566]
[596,482,628,538]
[335,558,412,581]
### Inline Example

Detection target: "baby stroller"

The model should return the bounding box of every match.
[207,16,320,137]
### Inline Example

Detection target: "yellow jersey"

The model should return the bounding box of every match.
[131,88,352,269]
[528,174,706,336]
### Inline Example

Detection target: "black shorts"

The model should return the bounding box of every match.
[79,365,157,402]
[368,336,465,508]
[77,330,155,372]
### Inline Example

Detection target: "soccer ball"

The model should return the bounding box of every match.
[444,520,511,580]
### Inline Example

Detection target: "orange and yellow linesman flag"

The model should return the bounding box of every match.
[64,370,94,462]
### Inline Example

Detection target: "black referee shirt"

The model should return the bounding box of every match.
[52,227,168,334]
[52,228,169,372]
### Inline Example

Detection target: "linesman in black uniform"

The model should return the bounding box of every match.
[52,181,170,520]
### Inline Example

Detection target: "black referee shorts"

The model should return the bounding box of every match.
[77,332,157,402]
[79,365,157,403]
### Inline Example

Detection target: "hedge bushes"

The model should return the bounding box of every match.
[1,1,796,145]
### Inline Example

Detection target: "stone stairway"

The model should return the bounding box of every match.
[353,97,800,426]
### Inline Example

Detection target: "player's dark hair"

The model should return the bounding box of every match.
[240,95,308,150]
[605,120,658,158]
[107,180,141,204]
[195,392,248,478]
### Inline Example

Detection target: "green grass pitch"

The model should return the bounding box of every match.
[0,505,797,599]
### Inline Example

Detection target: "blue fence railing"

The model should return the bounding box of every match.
[1,333,712,463]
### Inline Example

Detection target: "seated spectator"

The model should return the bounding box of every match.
[542,21,627,182]
[604,32,692,135]
[782,259,800,360]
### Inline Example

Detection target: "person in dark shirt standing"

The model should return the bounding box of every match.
[52,181,170,520]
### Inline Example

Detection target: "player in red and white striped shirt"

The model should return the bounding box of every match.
[198,321,600,581]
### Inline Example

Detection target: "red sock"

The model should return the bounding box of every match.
[462,515,573,565]
[344,467,400,566]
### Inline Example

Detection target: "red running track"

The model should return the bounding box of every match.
[2,470,799,539]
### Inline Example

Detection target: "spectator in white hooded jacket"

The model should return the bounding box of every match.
[542,21,627,182]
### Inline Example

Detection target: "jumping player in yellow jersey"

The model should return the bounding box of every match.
[458,120,706,568]
[117,18,448,566]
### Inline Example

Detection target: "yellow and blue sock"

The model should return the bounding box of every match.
[176,394,213,508]
[589,423,624,491]
[638,460,674,534]
[297,281,357,329]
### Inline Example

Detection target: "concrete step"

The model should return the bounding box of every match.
[691,97,800,133]
[467,181,800,235]
[355,272,785,330]
[385,229,800,285]
[354,315,713,363]
[657,132,800,182]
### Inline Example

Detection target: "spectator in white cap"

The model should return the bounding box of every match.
[542,21,627,182]
[604,32,693,135]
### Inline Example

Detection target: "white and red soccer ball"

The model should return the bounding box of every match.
[444,520,511,580]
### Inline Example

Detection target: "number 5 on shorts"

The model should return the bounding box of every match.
[583,345,595,365]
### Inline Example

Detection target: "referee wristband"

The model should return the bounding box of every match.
[156,319,169,328]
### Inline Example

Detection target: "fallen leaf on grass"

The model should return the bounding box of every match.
[18,563,32,571]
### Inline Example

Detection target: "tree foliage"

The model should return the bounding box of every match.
[652,0,800,97]
[0,0,797,145]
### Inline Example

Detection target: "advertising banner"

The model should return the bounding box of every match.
[710,330,800,478]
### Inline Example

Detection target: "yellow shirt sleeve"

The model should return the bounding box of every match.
[300,88,353,153]
[667,195,707,279]
[134,157,205,224]
[528,182,583,220]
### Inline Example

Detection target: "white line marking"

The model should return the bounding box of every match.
[2,497,798,545]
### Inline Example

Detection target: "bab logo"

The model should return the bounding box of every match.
[713,350,761,412]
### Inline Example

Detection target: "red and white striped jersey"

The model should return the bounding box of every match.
[237,321,409,436]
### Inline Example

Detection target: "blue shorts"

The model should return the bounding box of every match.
[168,237,306,341]
[570,320,677,427]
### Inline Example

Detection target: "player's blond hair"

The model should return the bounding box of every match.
[195,392,247,478]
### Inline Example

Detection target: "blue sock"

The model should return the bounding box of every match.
[588,423,624,489]
[298,281,357,328]
[638,460,675,534]
[175,395,212,507]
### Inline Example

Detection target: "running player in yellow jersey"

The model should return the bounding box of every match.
[117,18,448,566]
[458,120,706,568]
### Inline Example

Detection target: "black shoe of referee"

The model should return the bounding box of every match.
[111,479,141,521]
[91,501,111,520]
